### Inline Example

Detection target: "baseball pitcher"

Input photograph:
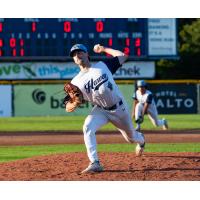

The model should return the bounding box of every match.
[64,44,145,174]
[132,80,169,131]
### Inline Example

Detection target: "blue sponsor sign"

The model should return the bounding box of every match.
[148,84,197,114]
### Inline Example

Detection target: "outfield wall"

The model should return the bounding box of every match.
[0,80,200,117]
[0,85,12,117]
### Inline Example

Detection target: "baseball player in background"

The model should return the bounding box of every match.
[66,44,145,174]
[131,80,168,131]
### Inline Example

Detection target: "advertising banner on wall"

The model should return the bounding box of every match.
[0,61,155,80]
[148,84,197,114]
[0,85,12,117]
[14,84,82,116]
[14,84,135,116]
[114,61,155,79]
[0,62,79,80]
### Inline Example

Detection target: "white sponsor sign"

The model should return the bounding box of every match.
[148,18,177,56]
[0,62,80,80]
[0,85,12,117]
[0,61,155,80]
[114,61,155,79]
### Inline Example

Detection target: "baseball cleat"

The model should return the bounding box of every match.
[162,119,168,130]
[81,161,104,174]
[135,142,145,157]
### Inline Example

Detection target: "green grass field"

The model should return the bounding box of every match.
[0,143,200,163]
[0,114,199,163]
[0,114,200,131]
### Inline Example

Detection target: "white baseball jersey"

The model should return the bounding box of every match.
[71,57,124,108]
[133,89,155,106]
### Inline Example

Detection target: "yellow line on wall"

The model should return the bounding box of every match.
[0,79,200,85]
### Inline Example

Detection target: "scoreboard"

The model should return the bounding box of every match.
[0,18,178,61]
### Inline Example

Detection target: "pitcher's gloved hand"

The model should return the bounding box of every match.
[63,82,84,107]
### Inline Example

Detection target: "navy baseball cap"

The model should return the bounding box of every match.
[137,80,147,87]
[69,44,88,57]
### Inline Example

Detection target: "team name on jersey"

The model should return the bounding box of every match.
[84,73,108,93]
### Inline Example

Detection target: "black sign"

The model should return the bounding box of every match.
[148,84,197,114]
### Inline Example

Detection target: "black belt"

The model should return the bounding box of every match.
[101,100,123,111]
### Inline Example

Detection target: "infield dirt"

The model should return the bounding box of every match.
[0,130,200,181]
[0,152,200,181]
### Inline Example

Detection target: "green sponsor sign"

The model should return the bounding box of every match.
[14,84,135,116]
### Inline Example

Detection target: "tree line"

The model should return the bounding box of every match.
[156,18,200,79]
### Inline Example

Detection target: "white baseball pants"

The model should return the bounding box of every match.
[83,101,145,163]
[135,102,165,127]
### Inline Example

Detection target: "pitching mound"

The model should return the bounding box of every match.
[0,152,200,181]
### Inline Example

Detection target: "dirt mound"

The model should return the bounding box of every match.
[1,131,200,146]
[0,152,200,181]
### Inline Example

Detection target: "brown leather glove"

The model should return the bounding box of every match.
[63,82,84,106]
